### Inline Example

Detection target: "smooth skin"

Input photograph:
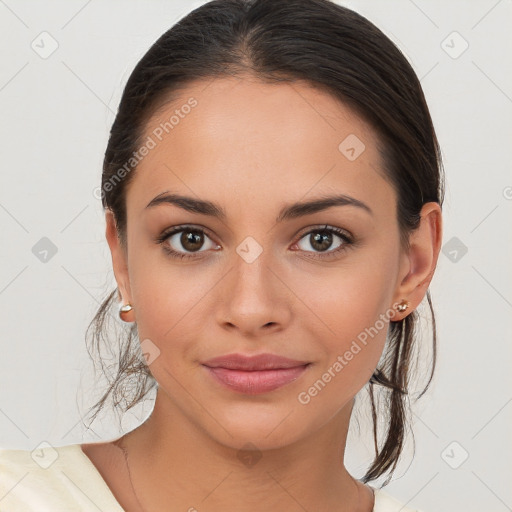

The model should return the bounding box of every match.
[82,74,442,512]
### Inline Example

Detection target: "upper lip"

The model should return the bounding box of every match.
[202,353,310,371]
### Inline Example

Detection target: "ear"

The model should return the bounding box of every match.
[391,202,443,320]
[105,209,135,322]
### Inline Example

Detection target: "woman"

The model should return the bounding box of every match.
[0,0,443,510]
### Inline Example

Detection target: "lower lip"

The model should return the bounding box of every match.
[203,365,310,394]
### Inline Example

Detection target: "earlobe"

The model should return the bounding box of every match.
[392,202,443,319]
[105,210,135,322]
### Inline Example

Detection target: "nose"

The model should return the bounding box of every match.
[216,249,292,337]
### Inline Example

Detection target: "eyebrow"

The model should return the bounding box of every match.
[145,191,373,222]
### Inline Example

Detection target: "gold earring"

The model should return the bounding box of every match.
[396,299,410,313]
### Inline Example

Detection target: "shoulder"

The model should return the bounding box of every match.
[373,487,425,512]
[0,443,125,511]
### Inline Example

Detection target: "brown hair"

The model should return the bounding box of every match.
[84,0,444,485]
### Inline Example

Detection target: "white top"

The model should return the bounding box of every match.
[0,444,423,511]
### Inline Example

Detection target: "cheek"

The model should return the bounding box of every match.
[292,299,390,420]
[127,250,212,351]
[289,252,397,395]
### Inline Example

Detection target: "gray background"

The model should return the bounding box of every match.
[1,1,511,510]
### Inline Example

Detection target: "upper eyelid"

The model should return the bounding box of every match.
[161,224,216,239]
[296,224,352,238]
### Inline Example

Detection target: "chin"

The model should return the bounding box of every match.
[203,405,315,452]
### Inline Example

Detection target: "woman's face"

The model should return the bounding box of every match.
[109,75,414,450]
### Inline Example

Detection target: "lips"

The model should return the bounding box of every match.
[202,353,311,394]
[202,353,309,371]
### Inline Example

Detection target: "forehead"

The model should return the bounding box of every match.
[146,75,376,157]
[126,75,394,219]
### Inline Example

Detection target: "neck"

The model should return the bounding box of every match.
[118,390,373,512]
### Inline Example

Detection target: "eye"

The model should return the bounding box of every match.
[156,224,354,261]
[156,225,220,260]
[292,225,354,258]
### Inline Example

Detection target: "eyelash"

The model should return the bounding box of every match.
[155,224,354,261]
